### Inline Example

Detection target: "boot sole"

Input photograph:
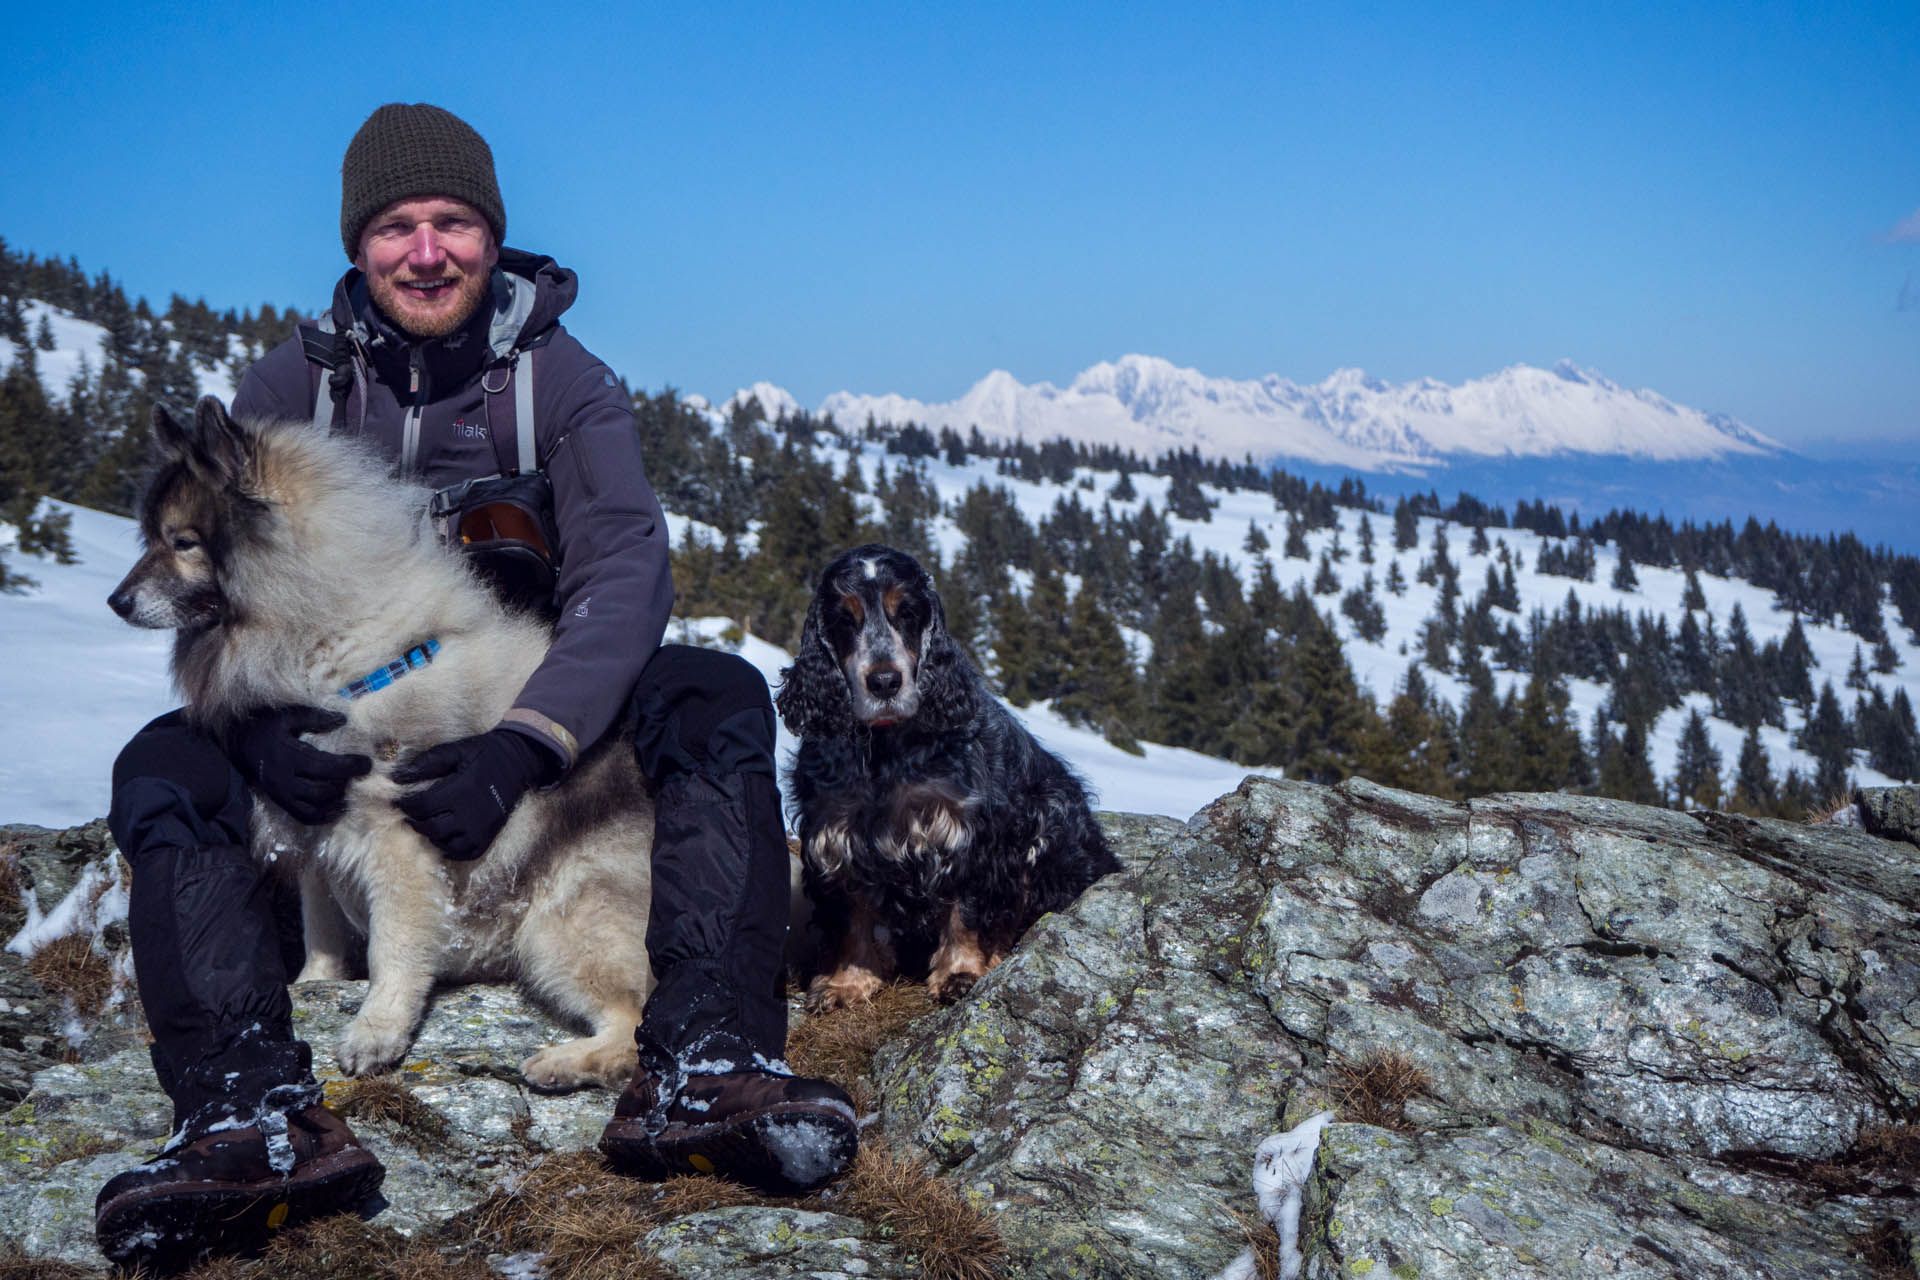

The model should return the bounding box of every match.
[95,1146,385,1274]
[601,1101,859,1196]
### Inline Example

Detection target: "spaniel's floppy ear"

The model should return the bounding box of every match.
[776,590,855,738]
[912,569,980,731]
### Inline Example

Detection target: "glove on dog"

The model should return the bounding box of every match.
[228,704,372,825]
[393,728,560,861]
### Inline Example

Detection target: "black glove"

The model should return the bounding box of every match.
[228,704,372,825]
[392,728,560,861]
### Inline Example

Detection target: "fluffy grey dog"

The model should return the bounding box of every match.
[109,397,653,1089]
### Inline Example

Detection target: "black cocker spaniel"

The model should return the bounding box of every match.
[776,544,1120,1010]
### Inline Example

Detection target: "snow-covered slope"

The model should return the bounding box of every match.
[2,502,1271,830]
[780,355,1779,469]
[9,422,1904,831]
[0,299,240,405]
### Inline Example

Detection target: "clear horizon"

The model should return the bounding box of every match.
[3,1,1915,448]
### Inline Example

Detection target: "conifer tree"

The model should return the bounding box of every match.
[1363,664,1459,799]
[1669,709,1724,809]
[1286,611,1379,784]
[1714,603,1780,728]
[1384,559,1406,596]
[1611,551,1638,591]
[1595,716,1661,805]
[1313,552,1340,595]
[33,311,54,351]
[1776,614,1816,708]
[1393,498,1418,551]
[1846,643,1871,692]
[1778,765,1817,820]
[1732,725,1778,814]
[1797,681,1855,802]
[1283,511,1310,560]
[1872,633,1901,674]
[1682,567,1707,612]
[1110,469,1136,502]
[1511,671,1588,792]
[1144,588,1212,751]
[1456,655,1513,795]
[1357,513,1375,564]
[1469,522,1490,556]
[1243,519,1269,556]
[1055,581,1145,754]
[1340,575,1388,643]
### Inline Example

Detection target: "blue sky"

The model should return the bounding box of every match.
[3,2,1915,450]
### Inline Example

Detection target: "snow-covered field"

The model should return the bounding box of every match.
[1,501,1270,830]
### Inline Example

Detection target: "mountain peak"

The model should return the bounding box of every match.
[801,357,1780,469]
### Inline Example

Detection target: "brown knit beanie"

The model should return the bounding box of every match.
[340,103,506,260]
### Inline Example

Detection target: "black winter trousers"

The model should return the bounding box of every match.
[112,644,790,1129]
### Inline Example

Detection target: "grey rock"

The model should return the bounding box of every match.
[6,783,1919,1277]
[1856,784,1920,848]
[645,1207,915,1278]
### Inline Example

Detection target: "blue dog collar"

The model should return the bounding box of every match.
[338,638,441,700]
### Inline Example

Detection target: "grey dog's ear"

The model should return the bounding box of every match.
[153,397,255,490]
[192,397,254,486]
[150,402,192,461]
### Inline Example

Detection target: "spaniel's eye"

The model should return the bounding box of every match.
[840,594,865,626]
[171,533,200,553]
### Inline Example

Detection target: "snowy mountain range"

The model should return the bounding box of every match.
[730,355,1782,471]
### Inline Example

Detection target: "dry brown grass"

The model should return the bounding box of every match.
[0,1237,99,1279]
[250,1212,490,1280]
[329,1075,450,1146]
[839,1140,1005,1280]
[470,1150,674,1280]
[786,980,937,1111]
[1227,1207,1281,1280]
[1328,1050,1433,1131]
[25,933,113,1016]
[1852,1219,1918,1279]
[0,842,21,914]
[1856,1123,1920,1177]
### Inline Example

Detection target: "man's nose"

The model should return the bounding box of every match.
[407,224,446,266]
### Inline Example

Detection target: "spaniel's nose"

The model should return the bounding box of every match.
[865,666,903,699]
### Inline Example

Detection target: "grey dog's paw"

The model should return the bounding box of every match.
[521,1036,637,1092]
[337,1016,411,1076]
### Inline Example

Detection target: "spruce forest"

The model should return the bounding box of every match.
[4,238,1917,819]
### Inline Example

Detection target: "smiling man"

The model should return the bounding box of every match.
[94,103,856,1272]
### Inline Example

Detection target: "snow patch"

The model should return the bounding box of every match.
[1212,1110,1336,1280]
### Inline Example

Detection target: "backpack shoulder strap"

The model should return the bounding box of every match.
[482,344,540,476]
[296,315,340,431]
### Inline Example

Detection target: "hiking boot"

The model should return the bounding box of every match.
[95,1104,385,1273]
[600,1064,859,1195]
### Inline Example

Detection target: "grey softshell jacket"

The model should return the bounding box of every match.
[231,248,675,768]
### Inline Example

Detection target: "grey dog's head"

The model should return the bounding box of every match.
[107,398,269,633]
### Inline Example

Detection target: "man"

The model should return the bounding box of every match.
[96,103,856,1270]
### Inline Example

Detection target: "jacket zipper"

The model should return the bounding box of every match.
[402,350,426,474]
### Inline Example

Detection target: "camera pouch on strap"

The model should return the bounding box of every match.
[430,473,561,619]
[428,347,560,619]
